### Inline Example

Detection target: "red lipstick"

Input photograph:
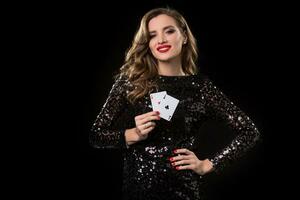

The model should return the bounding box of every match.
[157,45,171,53]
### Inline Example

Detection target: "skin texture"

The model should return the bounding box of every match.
[148,14,186,76]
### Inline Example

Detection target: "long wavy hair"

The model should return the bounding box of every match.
[118,7,198,103]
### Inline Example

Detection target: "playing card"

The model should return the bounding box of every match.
[158,94,179,121]
[150,91,167,111]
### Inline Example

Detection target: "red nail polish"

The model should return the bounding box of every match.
[173,149,177,153]
[171,162,175,166]
[156,111,160,115]
[169,157,173,161]
[176,166,180,170]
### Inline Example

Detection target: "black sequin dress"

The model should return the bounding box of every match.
[90,74,260,200]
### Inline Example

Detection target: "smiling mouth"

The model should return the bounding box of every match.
[157,45,171,53]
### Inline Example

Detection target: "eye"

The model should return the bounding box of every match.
[166,29,175,34]
[149,34,156,39]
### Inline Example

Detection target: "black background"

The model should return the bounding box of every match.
[8,0,285,199]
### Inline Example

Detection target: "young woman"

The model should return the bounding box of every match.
[90,7,260,200]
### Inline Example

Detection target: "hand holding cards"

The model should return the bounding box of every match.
[150,91,179,121]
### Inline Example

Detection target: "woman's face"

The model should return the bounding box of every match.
[148,14,186,63]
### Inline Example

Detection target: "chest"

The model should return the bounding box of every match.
[132,88,207,128]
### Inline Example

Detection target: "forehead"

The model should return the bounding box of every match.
[148,14,178,31]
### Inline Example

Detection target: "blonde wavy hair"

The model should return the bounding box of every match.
[118,7,198,103]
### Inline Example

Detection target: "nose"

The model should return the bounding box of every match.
[158,34,167,44]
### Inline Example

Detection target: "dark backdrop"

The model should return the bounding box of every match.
[20,1,278,199]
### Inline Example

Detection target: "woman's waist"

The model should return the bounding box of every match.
[129,136,196,158]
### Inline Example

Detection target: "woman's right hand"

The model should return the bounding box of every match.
[125,111,160,146]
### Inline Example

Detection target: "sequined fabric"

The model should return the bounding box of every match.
[90,74,260,200]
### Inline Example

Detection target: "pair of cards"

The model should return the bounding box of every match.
[150,91,179,121]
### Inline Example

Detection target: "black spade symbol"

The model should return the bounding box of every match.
[165,105,169,110]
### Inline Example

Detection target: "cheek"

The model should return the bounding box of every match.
[176,42,183,51]
[170,36,183,49]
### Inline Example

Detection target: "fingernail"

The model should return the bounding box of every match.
[176,166,180,170]
[156,111,160,115]
[173,149,177,153]
[171,162,175,166]
[169,157,173,161]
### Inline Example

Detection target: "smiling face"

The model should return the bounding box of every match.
[148,14,186,63]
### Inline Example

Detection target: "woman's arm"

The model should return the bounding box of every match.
[202,77,261,172]
[90,76,160,149]
[90,76,129,149]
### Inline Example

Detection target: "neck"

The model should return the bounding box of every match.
[157,59,185,76]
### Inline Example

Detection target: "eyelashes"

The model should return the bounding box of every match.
[166,29,175,34]
[149,29,176,39]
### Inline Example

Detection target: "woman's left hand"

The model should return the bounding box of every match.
[169,148,214,175]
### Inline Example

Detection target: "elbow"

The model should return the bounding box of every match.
[251,127,262,147]
[89,129,101,149]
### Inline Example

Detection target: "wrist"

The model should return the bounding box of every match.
[196,159,214,175]
[202,159,214,174]
[125,128,139,146]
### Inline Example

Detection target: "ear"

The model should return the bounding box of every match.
[183,31,187,44]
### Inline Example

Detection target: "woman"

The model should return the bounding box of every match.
[90,7,260,200]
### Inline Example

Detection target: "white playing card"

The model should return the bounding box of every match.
[158,94,179,121]
[150,91,167,112]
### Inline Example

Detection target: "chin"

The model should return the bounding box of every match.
[157,58,172,62]
[156,55,174,62]
[155,53,180,62]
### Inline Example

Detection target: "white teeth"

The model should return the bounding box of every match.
[158,47,170,51]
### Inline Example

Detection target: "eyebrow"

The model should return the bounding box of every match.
[149,25,175,34]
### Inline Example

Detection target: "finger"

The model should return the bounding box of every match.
[135,111,160,121]
[140,125,155,136]
[135,111,159,121]
[139,121,155,131]
[137,121,155,132]
[173,148,193,155]
[175,164,194,171]
[137,115,160,126]
[144,121,156,129]
[137,126,154,139]
[171,159,192,166]
[169,154,190,162]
